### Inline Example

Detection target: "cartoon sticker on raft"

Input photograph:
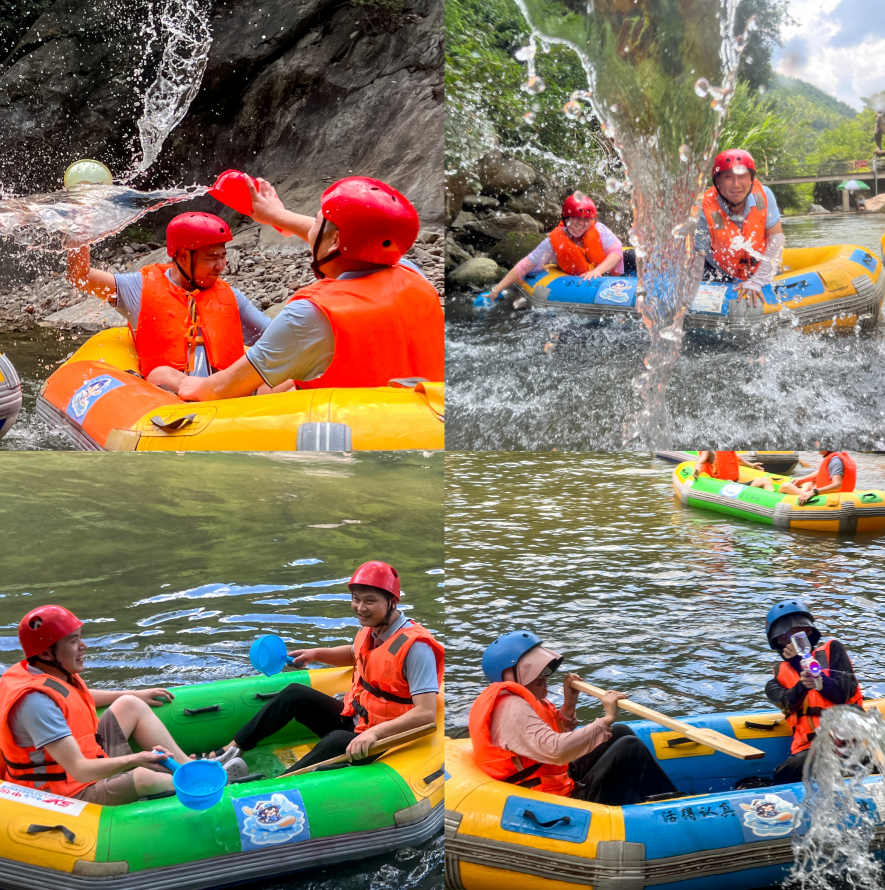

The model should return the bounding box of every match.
[233,789,311,851]
[65,374,124,420]
[740,794,800,838]
[596,280,635,305]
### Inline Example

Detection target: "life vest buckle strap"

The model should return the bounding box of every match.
[358,676,413,705]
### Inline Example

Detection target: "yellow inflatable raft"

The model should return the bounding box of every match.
[446,700,885,890]
[513,244,884,334]
[36,328,444,451]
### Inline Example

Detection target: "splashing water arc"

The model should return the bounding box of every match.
[511,0,754,447]
[790,706,885,890]
[128,0,213,179]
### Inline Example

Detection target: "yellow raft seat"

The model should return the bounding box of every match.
[36,327,444,451]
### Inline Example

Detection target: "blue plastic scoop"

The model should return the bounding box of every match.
[156,755,226,810]
[249,634,294,677]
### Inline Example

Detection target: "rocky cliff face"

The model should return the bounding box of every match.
[0,0,442,231]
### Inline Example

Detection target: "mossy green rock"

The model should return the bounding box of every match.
[490,232,545,268]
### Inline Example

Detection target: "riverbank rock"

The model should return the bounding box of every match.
[480,158,537,197]
[463,213,541,241]
[864,193,885,213]
[809,204,831,214]
[2,226,444,331]
[489,232,545,268]
[448,257,506,288]
[504,194,561,230]
[463,195,500,212]
[445,234,471,272]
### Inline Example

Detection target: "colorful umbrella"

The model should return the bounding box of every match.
[837,180,871,191]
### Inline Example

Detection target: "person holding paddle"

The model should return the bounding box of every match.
[220,561,443,774]
[469,631,677,805]
[764,599,864,784]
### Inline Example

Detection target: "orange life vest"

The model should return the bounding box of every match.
[133,264,245,378]
[816,452,857,492]
[702,180,768,281]
[549,222,609,276]
[468,682,575,797]
[774,640,863,754]
[700,451,740,481]
[0,662,106,798]
[340,620,444,734]
[288,265,444,388]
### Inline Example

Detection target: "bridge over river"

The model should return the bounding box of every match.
[765,152,885,209]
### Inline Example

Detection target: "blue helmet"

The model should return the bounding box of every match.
[482,631,545,683]
[765,599,817,650]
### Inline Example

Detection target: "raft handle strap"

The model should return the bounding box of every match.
[27,824,75,844]
[183,705,221,716]
[227,772,266,785]
[862,493,880,502]
[744,720,781,731]
[254,692,279,701]
[666,736,696,747]
[151,414,196,432]
[522,809,571,829]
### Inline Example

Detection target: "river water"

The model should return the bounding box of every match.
[0,451,444,890]
[446,215,885,451]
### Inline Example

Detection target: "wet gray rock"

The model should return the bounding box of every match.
[463,213,541,241]
[0,0,443,236]
[480,159,537,197]
[450,211,477,230]
[504,194,560,230]
[489,232,545,268]
[463,195,500,212]
[445,234,471,271]
[448,257,505,288]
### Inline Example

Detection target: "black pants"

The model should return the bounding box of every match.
[568,724,678,806]
[234,683,375,773]
[773,749,808,786]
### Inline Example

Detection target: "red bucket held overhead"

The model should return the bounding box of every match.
[208,170,284,232]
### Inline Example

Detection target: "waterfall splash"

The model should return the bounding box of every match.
[126,0,213,179]
[509,0,756,446]
[789,706,885,890]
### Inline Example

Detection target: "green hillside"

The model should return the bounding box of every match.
[768,74,857,133]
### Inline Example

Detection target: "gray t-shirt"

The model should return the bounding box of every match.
[246,259,426,388]
[113,269,270,377]
[826,456,845,481]
[694,185,781,277]
[9,666,73,749]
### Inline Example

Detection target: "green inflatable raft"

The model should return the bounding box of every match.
[0,667,443,890]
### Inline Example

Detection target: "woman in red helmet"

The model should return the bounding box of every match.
[214,562,443,772]
[0,605,244,805]
[694,149,785,308]
[66,213,273,394]
[177,177,444,401]
[486,192,624,300]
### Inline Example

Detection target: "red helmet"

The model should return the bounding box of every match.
[348,561,401,602]
[19,606,83,659]
[320,177,419,265]
[561,193,597,219]
[207,170,259,216]
[712,149,757,181]
[166,212,233,257]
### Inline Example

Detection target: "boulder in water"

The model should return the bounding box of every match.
[490,232,545,267]
[463,195,500,212]
[445,235,471,272]
[480,159,537,197]
[448,257,506,288]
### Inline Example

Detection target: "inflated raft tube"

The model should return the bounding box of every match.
[0,353,22,441]
[0,667,443,890]
[446,700,885,890]
[672,461,885,534]
[36,327,443,451]
[656,451,800,475]
[512,244,884,334]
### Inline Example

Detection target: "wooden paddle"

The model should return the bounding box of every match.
[284,723,437,775]
[571,680,765,760]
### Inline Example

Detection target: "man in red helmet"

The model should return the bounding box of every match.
[176,177,444,401]
[212,561,443,772]
[488,192,624,299]
[694,149,785,308]
[65,212,273,394]
[0,606,201,805]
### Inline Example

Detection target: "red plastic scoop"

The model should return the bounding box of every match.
[208,170,285,233]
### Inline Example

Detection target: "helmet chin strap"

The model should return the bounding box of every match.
[29,652,76,685]
[311,217,341,280]
[174,250,206,291]
[369,596,398,630]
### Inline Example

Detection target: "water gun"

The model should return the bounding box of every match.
[473,291,499,310]
[791,631,823,691]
